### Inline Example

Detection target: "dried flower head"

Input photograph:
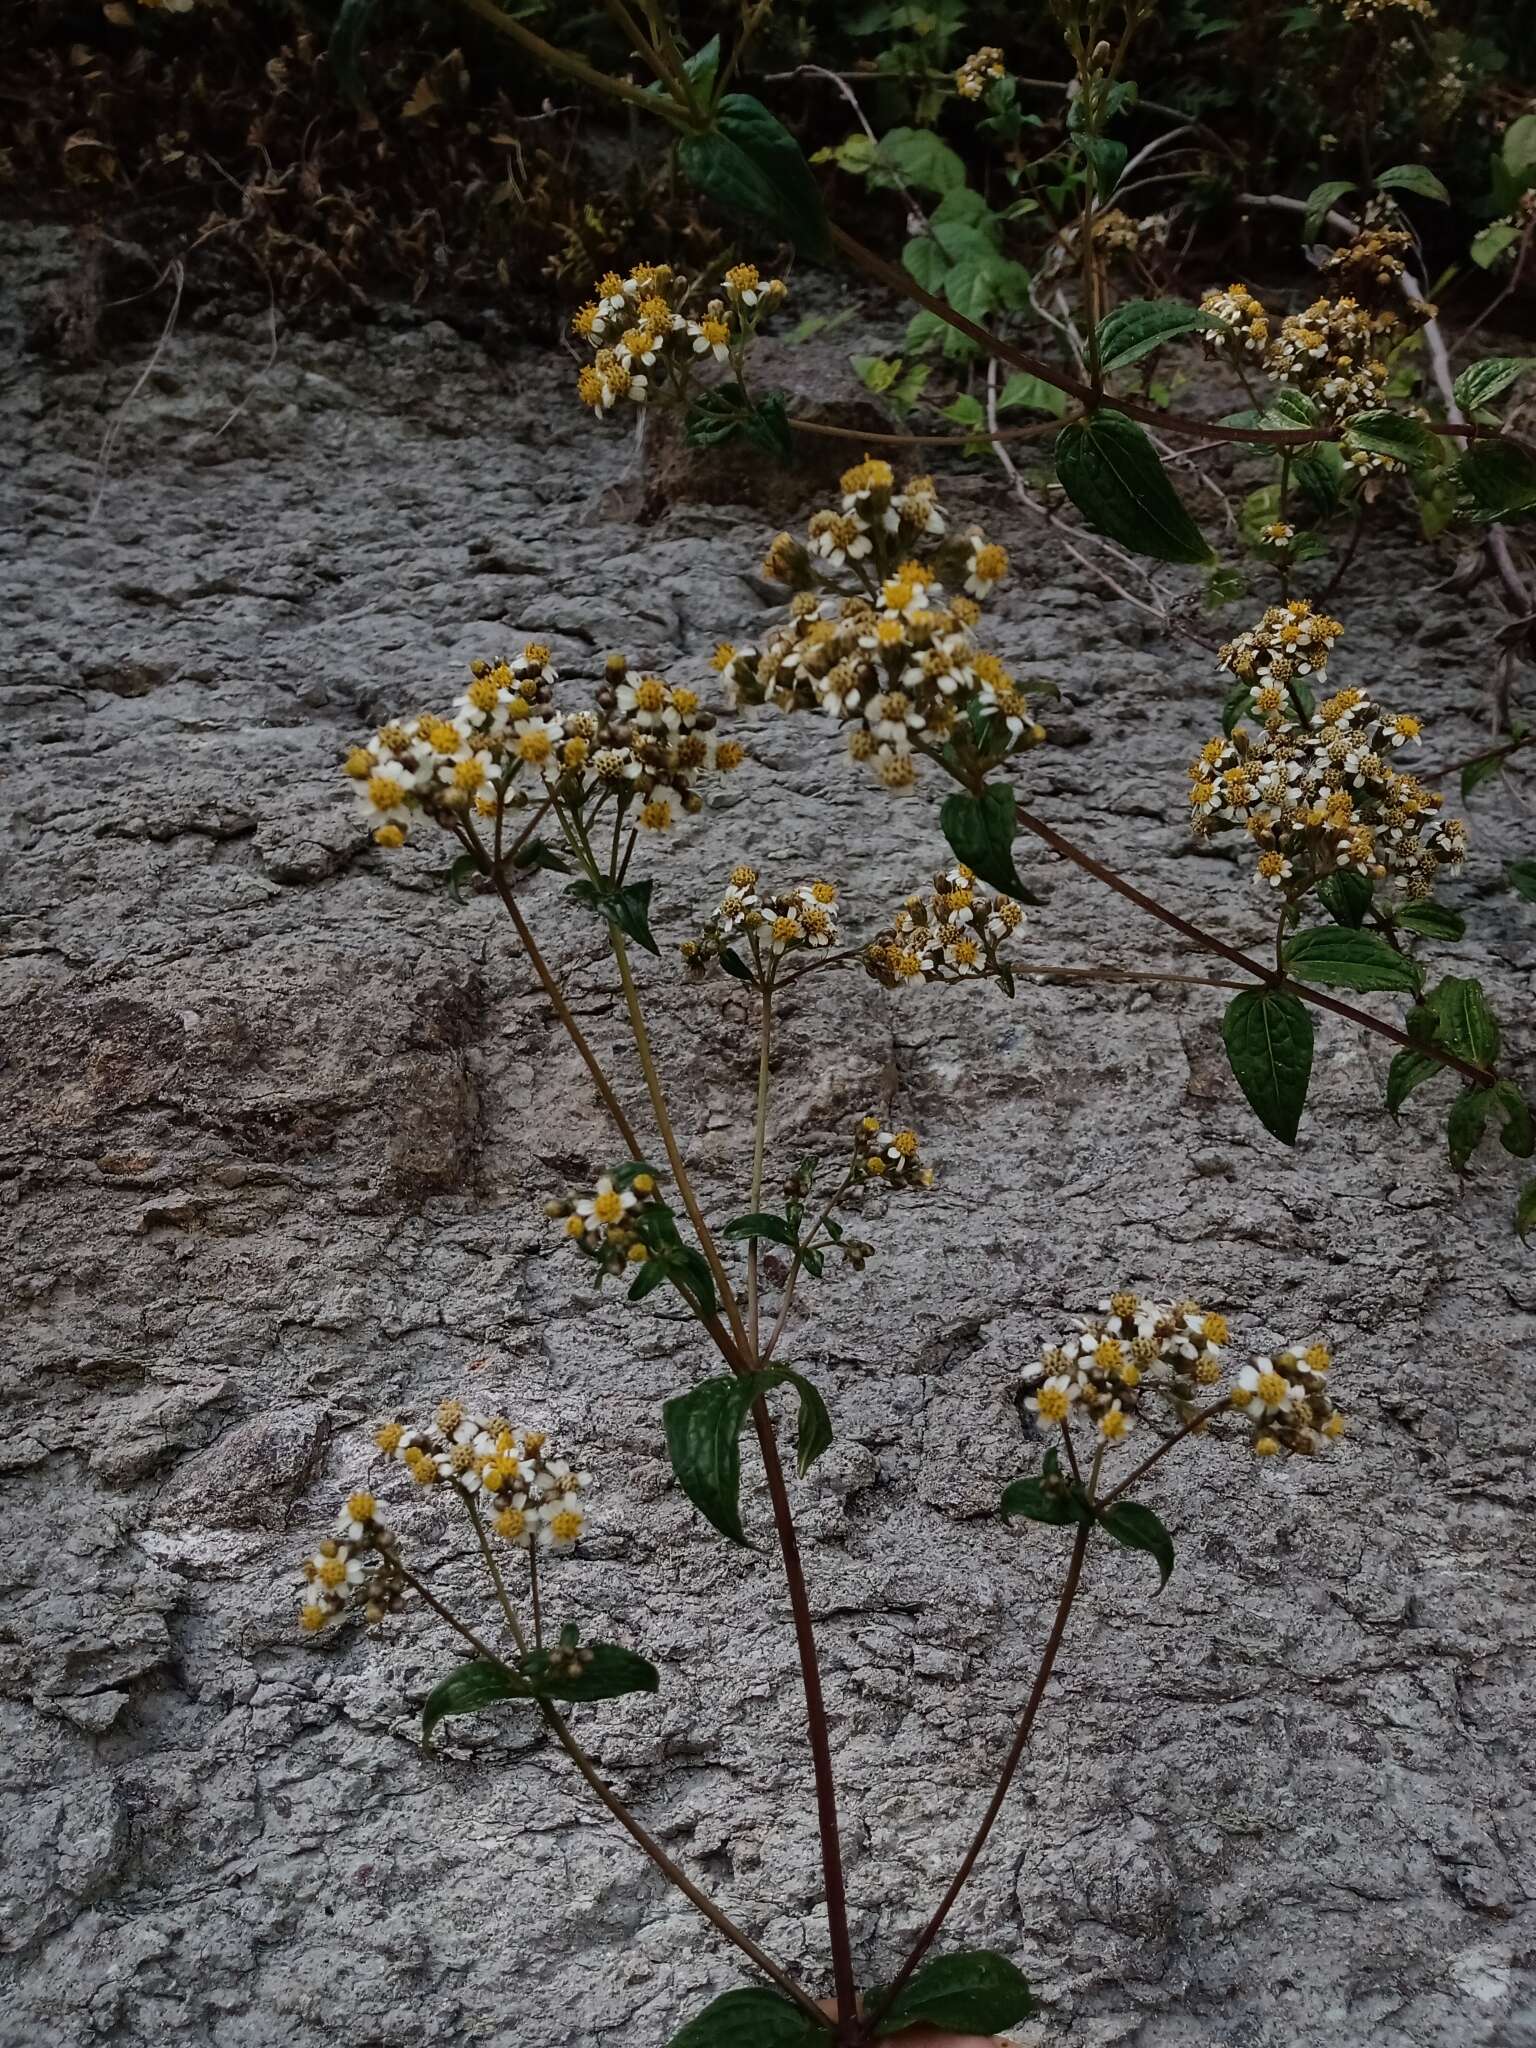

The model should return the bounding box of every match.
[954,46,1006,98]
[850,1115,935,1189]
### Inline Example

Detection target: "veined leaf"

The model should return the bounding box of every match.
[1458,439,1536,522]
[1221,988,1313,1145]
[678,94,830,259]
[872,1951,1034,2036]
[1094,298,1219,373]
[666,1987,823,2048]
[939,781,1028,901]
[1452,357,1535,416]
[663,1369,833,1545]
[1055,410,1214,564]
[1098,1500,1175,1590]
[1283,927,1422,993]
[421,1660,525,1746]
[1375,163,1450,204]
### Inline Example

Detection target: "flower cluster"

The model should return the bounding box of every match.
[1231,1345,1342,1455]
[954,46,1006,98]
[1023,1294,1229,1445]
[1019,1294,1343,1456]
[296,1409,594,1630]
[864,864,1024,986]
[850,1115,935,1189]
[571,262,787,416]
[1200,236,1428,449]
[343,646,745,846]
[718,469,1045,789]
[376,1405,591,1550]
[1191,605,1465,897]
[547,1165,666,1277]
[681,867,842,974]
[1336,0,1433,18]
[298,1493,406,1632]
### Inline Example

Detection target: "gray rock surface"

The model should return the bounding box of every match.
[2,221,1534,2047]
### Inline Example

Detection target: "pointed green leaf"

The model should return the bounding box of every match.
[511,839,573,874]
[1471,222,1519,270]
[1098,1499,1176,1590]
[1393,901,1465,940]
[519,1641,659,1704]
[1316,868,1374,927]
[1452,357,1535,416]
[663,1369,833,1544]
[1386,1048,1442,1114]
[1221,988,1314,1145]
[939,781,1027,901]
[1494,1082,1535,1159]
[1094,298,1220,374]
[1417,975,1499,1065]
[721,1211,799,1247]
[666,1987,823,2048]
[1342,410,1441,471]
[1458,439,1536,522]
[1447,1086,1495,1171]
[1283,927,1422,993]
[1375,164,1450,204]
[872,125,967,194]
[566,876,660,956]
[1508,859,1536,902]
[421,1660,526,1746]
[1302,179,1355,241]
[997,370,1070,418]
[1055,410,1214,565]
[677,94,830,260]
[873,1951,1034,2036]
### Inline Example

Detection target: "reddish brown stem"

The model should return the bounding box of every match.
[868,1516,1094,2028]
[1010,799,1496,1088]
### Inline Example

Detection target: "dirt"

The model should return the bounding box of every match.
[2,219,1534,2048]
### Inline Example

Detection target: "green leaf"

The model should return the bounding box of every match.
[566,876,660,956]
[1494,1082,1535,1159]
[1316,868,1374,927]
[873,1951,1034,2036]
[1094,299,1219,373]
[628,1258,672,1302]
[511,839,573,875]
[684,382,793,458]
[1098,1500,1176,1590]
[677,94,830,260]
[1416,975,1500,1065]
[421,1660,524,1746]
[1293,441,1347,518]
[1508,859,1536,901]
[1517,1179,1536,1241]
[1452,357,1535,416]
[1503,112,1536,186]
[1221,988,1314,1145]
[666,1987,823,2048]
[721,1211,799,1247]
[1387,1048,1441,1114]
[1342,410,1441,472]
[1302,178,1355,241]
[1458,439,1536,522]
[939,782,1027,900]
[1394,901,1465,940]
[1283,927,1422,993]
[663,1369,833,1544]
[519,1641,659,1703]
[997,370,1070,418]
[1471,221,1520,271]
[1375,163,1450,204]
[902,234,950,293]
[1055,410,1214,565]
[1447,1086,1495,1171]
[1462,751,1506,800]
[717,946,755,982]
[1001,1452,1087,1527]
[874,124,967,194]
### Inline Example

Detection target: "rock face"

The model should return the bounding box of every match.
[3,222,1534,2048]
